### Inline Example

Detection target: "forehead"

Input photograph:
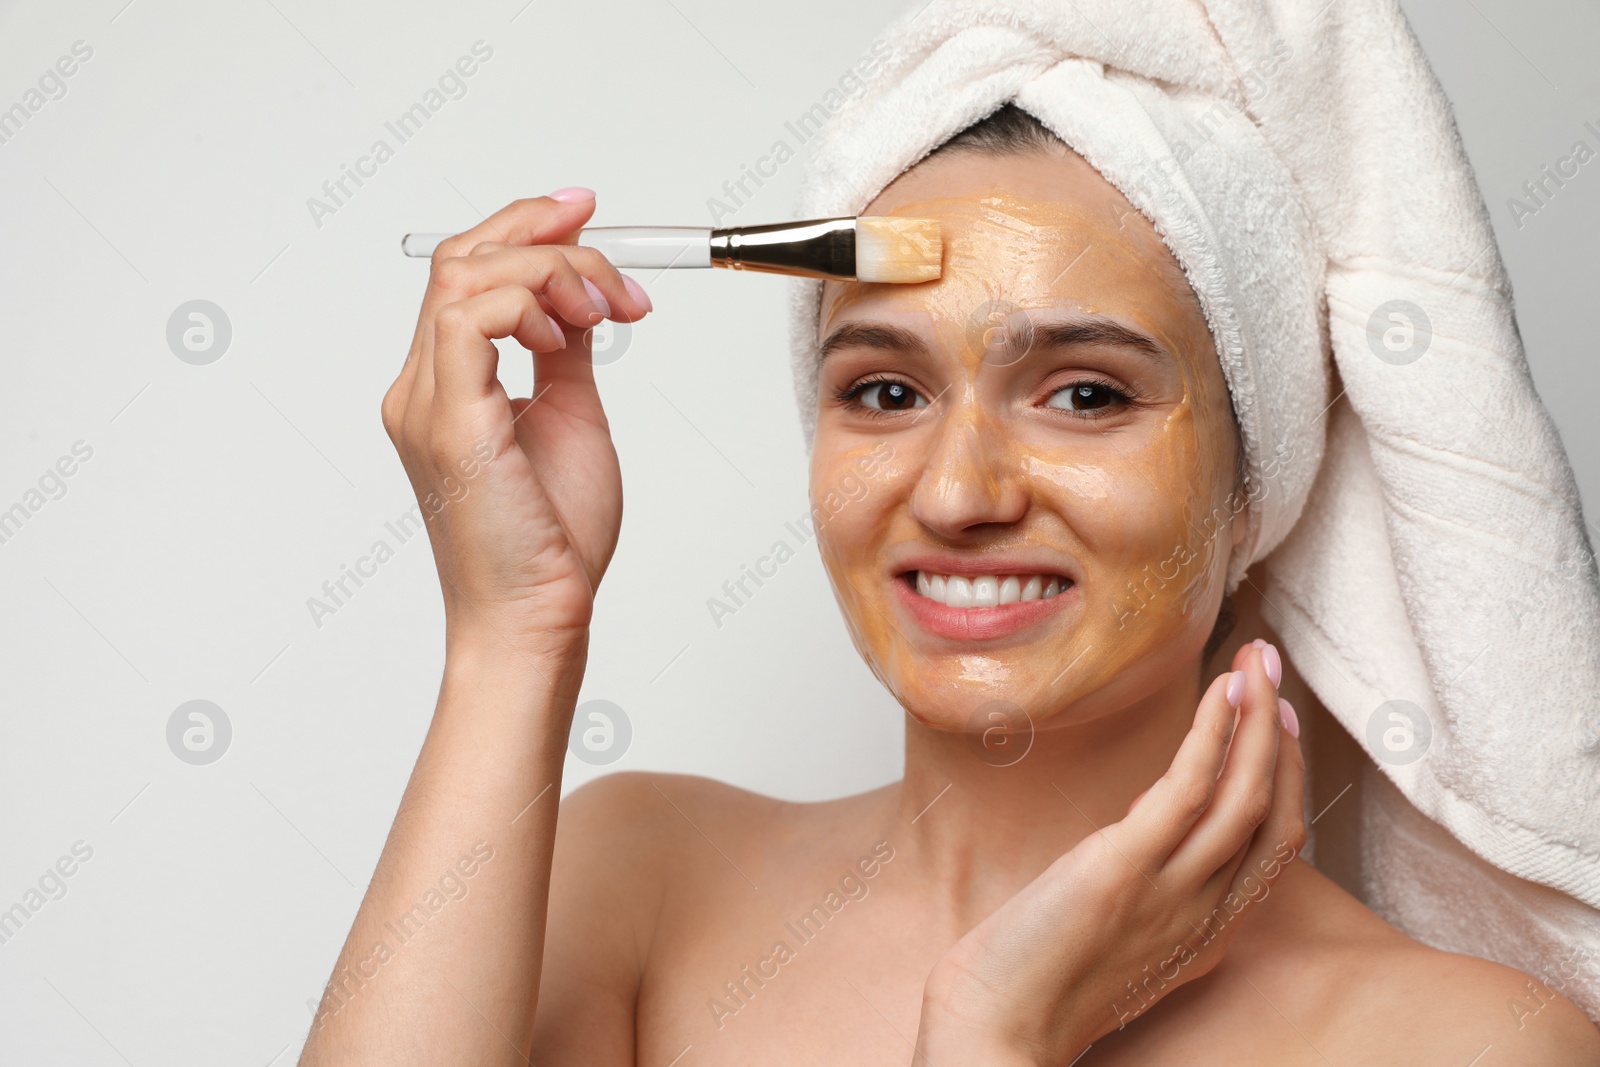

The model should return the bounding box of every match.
[819,148,1204,335]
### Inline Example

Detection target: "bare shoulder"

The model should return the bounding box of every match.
[553,770,808,896]
[557,769,792,854]
[1251,865,1600,1064]
[532,772,793,1061]
[1346,941,1600,1065]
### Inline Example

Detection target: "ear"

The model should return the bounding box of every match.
[1230,494,1251,553]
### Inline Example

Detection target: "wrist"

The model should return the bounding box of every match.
[915,993,1040,1067]
[444,614,589,671]
[441,627,588,713]
[912,1027,1038,1067]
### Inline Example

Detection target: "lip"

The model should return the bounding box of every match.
[892,571,1077,642]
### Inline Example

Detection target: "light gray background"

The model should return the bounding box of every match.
[0,1,1594,1063]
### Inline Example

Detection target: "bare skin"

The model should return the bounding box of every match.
[298,152,1600,1065]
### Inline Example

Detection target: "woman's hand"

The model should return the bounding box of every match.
[381,192,653,658]
[913,640,1307,1065]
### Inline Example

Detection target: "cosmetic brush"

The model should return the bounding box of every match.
[400,216,942,283]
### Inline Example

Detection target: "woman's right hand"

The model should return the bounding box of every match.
[381,192,653,658]
[914,640,1307,1064]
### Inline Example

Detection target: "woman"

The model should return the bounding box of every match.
[297,88,1600,1061]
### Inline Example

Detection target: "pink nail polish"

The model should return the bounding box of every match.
[1226,670,1246,708]
[548,186,595,202]
[545,313,565,344]
[581,277,611,320]
[1278,697,1299,738]
[621,274,652,313]
[1262,642,1282,688]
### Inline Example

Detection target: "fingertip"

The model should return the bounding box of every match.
[1225,670,1246,709]
[621,274,653,314]
[580,277,611,322]
[1277,697,1299,739]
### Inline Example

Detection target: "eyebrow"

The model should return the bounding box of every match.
[817,316,1171,366]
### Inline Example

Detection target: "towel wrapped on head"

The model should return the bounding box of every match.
[787,0,1600,1017]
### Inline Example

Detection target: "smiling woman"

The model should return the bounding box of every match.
[298,0,1600,1063]
[813,143,1245,726]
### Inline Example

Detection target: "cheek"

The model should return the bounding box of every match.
[1042,400,1233,622]
[811,442,903,581]
[811,445,921,686]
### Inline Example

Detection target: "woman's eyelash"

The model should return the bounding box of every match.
[833,375,1140,416]
[833,375,915,414]
[1048,376,1139,415]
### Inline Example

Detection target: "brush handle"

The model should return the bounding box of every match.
[400,226,713,267]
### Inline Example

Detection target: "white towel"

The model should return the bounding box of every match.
[785,0,1600,1018]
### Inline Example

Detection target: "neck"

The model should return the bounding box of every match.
[882,658,1206,932]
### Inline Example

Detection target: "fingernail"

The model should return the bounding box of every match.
[581,277,611,320]
[1262,642,1282,689]
[1226,670,1246,708]
[549,186,595,202]
[545,313,565,344]
[621,274,652,313]
[1252,638,1266,649]
[1278,697,1299,738]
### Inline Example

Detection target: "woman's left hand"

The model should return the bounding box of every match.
[912,641,1307,1065]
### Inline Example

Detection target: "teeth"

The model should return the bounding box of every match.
[911,571,1069,607]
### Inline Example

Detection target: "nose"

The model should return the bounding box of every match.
[908,392,1029,539]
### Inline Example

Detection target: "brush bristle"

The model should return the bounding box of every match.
[854,217,942,283]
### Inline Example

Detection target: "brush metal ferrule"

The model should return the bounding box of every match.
[708,217,858,280]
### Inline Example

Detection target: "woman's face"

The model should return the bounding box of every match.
[812,146,1245,733]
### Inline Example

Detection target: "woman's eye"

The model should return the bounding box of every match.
[854,380,927,412]
[1047,381,1129,414]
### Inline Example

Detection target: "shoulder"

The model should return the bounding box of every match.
[556,771,891,896]
[1234,865,1600,1063]
[553,771,795,890]
[558,769,789,847]
[536,773,783,1019]
[1300,921,1600,1062]
[1346,943,1600,1065]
